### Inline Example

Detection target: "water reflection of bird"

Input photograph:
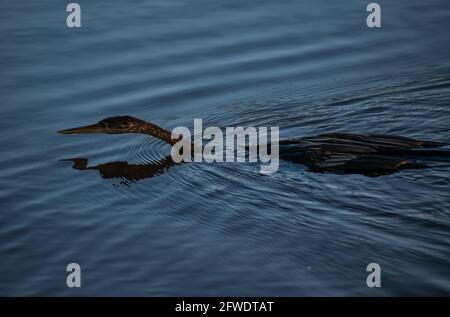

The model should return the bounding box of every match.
[59,116,449,177]
[61,156,177,184]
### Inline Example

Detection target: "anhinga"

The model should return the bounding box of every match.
[59,115,449,177]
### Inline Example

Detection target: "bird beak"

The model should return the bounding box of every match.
[58,123,104,134]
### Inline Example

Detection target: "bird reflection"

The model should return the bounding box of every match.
[61,156,178,184]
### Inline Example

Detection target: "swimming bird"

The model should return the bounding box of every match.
[59,115,449,176]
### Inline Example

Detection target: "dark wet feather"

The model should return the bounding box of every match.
[279,133,448,176]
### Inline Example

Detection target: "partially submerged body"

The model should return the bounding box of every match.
[279,133,447,176]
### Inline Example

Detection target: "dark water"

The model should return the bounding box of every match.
[1,0,450,296]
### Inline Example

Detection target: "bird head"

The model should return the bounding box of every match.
[58,116,147,135]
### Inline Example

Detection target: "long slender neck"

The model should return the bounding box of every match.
[136,120,202,154]
[138,121,180,146]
